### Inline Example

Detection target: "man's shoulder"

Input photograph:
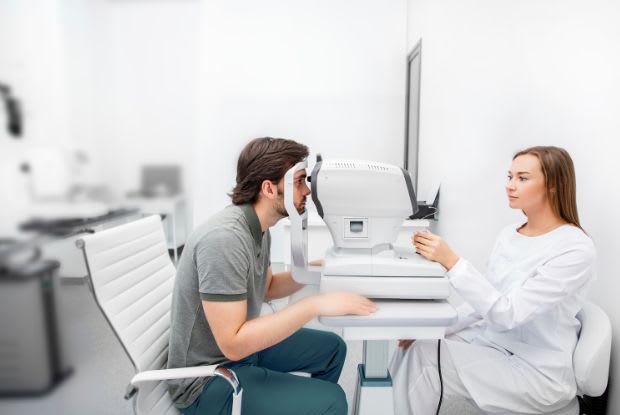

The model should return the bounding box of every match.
[192,206,251,247]
[209,204,246,226]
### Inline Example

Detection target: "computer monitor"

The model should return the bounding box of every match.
[140,165,182,197]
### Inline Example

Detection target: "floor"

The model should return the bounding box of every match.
[0,280,135,415]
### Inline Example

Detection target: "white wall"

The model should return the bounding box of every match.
[0,0,201,233]
[61,0,200,199]
[0,0,71,235]
[1,0,201,235]
[407,0,620,410]
[195,0,408,224]
[0,0,70,147]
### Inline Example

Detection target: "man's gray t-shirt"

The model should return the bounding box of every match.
[167,204,270,408]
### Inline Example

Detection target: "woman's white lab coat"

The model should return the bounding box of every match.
[392,224,596,414]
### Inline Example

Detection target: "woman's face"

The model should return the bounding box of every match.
[506,154,548,212]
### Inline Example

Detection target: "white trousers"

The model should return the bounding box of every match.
[389,337,577,415]
[389,336,472,415]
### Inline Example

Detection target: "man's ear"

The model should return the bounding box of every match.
[259,179,277,200]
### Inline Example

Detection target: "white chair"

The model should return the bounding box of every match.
[77,215,242,415]
[441,302,612,415]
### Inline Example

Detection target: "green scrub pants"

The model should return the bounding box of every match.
[180,328,348,415]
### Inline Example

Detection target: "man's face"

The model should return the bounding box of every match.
[274,169,311,217]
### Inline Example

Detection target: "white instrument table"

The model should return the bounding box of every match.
[319,300,457,340]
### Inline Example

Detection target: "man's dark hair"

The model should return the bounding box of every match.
[230,137,309,205]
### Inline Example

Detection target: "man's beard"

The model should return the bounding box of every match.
[274,195,306,217]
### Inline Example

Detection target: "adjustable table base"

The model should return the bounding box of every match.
[320,300,457,415]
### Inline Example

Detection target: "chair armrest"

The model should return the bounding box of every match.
[131,365,241,395]
[130,365,219,385]
[129,365,243,415]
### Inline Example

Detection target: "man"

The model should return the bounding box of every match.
[168,137,376,415]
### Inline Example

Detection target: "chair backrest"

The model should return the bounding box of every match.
[574,302,612,397]
[79,215,179,415]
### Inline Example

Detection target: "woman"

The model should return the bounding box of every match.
[390,146,596,414]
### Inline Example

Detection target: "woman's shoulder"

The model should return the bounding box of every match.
[554,224,596,253]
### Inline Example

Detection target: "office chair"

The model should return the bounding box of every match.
[441,302,611,415]
[77,215,242,415]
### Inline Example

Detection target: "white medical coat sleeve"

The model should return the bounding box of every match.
[446,245,595,332]
[445,301,482,335]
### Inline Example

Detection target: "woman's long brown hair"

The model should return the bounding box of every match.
[513,146,585,233]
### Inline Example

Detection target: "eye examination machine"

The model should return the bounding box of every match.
[284,156,457,415]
